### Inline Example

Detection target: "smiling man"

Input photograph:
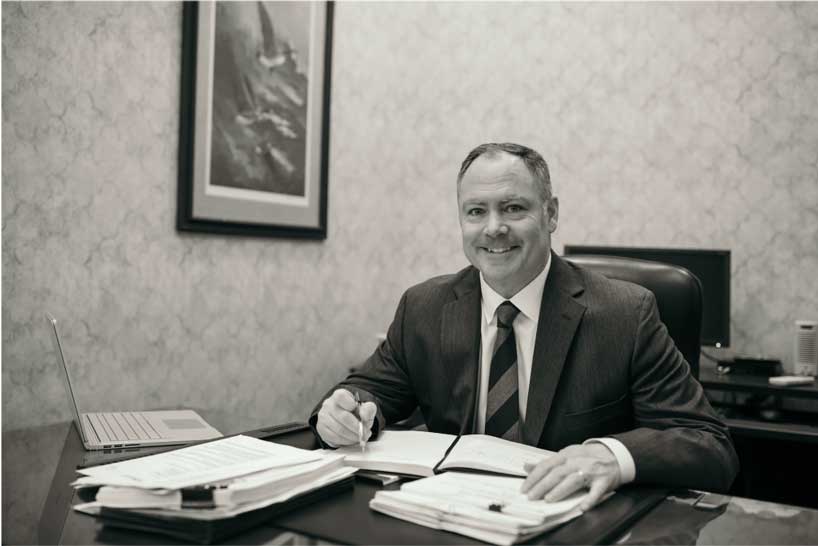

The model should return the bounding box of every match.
[311,143,738,509]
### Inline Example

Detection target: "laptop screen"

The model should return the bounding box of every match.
[46,313,87,443]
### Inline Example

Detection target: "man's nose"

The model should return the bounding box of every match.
[483,213,508,236]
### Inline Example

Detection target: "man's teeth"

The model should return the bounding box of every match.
[486,247,512,254]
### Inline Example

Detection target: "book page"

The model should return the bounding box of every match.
[328,430,457,475]
[74,435,323,489]
[371,472,591,544]
[442,435,554,476]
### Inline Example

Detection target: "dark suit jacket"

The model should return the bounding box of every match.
[312,254,739,492]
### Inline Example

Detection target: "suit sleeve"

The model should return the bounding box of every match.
[309,292,419,443]
[610,291,740,492]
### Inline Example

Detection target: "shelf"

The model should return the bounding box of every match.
[700,368,818,400]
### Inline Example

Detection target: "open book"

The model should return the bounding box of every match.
[330,430,554,477]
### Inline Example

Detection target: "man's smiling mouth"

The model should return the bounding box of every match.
[482,246,518,254]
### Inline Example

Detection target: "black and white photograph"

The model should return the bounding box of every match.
[3,1,818,545]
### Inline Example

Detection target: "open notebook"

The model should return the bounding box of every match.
[329,430,554,477]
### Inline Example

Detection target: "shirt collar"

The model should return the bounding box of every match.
[479,253,551,325]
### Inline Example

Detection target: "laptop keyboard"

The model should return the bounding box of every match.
[87,412,163,443]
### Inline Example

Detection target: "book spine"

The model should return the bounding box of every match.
[433,434,462,474]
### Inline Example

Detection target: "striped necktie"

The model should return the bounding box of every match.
[485,301,521,441]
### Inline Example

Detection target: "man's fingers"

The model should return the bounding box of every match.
[579,479,608,512]
[525,465,573,500]
[521,455,564,493]
[320,406,355,437]
[317,396,361,446]
[316,413,355,447]
[544,470,587,502]
[331,389,358,412]
[327,404,362,437]
[314,422,338,448]
[360,401,377,423]
[317,390,379,447]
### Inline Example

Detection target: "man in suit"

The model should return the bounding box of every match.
[312,143,738,509]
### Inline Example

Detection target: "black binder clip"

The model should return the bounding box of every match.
[181,484,227,509]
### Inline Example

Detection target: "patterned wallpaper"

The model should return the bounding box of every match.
[3,2,817,431]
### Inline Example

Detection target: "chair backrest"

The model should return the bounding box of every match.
[563,254,703,378]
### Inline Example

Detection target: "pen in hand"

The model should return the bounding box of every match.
[354,391,365,453]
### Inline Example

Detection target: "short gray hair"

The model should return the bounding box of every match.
[457,143,552,201]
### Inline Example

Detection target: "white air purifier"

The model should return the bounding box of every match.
[794,320,818,376]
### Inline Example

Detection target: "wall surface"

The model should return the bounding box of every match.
[3,2,817,432]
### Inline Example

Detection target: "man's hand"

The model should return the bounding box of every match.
[520,443,622,511]
[315,389,377,448]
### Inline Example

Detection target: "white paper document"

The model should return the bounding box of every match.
[93,454,347,509]
[370,471,590,545]
[74,435,324,490]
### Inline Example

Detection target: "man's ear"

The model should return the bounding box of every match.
[546,197,559,233]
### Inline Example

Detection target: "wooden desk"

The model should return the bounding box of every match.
[5,419,818,545]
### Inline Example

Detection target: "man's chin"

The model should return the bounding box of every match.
[478,264,518,286]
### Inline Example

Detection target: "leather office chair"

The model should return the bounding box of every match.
[563,254,703,378]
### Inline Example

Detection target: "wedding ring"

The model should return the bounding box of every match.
[575,470,588,484]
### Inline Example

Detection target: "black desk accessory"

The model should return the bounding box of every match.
[701,348,783,377]
[731,356,783,377]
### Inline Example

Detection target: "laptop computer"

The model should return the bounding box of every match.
[46,313,222,450]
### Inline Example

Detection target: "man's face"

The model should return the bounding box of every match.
[457,153,558,298]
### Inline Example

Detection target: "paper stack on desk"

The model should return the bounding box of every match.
[370,471,591,545]
[71,435,356,543]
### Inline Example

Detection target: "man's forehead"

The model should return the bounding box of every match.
[459,189,530,203]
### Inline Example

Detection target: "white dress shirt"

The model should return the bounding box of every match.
[475,255,636,484]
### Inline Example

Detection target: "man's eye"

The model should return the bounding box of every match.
[506,205,524,213]
[467,208,485,216]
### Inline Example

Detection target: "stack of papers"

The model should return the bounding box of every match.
[370,471,591,545]
[72,435,356,524]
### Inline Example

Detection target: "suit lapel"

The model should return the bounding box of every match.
[441,268,482,434]
[523,254,587,446]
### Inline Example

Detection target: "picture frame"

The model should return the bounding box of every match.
[177,1,333,239]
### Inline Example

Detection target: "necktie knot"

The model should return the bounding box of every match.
[496,301,520,329]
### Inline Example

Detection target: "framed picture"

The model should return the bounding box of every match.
[177,1,333,239]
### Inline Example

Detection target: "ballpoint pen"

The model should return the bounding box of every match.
[354,391,365,453]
